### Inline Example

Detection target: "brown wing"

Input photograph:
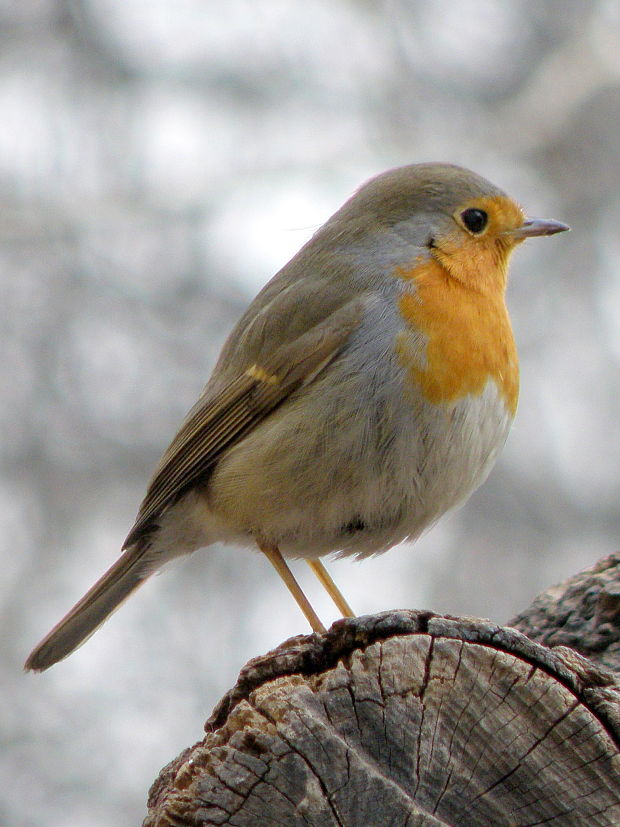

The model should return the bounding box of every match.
[123,297,365,548]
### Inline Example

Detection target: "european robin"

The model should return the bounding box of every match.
[25,163,568,671]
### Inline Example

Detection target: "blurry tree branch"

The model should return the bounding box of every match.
[144,554,620,826]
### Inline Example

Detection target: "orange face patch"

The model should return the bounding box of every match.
[395,256,519,416]
[433,195,525,295]
[393,193,524,415]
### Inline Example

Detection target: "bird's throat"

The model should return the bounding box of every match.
[395,257,519,416]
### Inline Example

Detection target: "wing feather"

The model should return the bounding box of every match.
[123,297,365,547]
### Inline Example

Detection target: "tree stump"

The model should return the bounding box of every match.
[144,556,620,826]
[510,551,620,673]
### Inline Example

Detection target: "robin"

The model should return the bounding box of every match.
[25,163,568,671]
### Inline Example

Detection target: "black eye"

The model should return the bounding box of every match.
[461,208,488,234]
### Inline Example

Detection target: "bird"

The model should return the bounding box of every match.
[25,163,569,671]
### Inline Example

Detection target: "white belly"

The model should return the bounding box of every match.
[176,375,515,561]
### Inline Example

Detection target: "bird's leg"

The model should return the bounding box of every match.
[306,559,356,618]
[258,541,326,633]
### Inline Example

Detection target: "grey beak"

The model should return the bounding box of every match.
[509,217,570,239]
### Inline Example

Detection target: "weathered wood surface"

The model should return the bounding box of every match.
[510,551,620,673]
[144,559,620,827]
[145,600,620,827]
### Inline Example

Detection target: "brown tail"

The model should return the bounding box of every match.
[25,545,152,672]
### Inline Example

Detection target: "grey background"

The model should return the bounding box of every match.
[3,1,620,824]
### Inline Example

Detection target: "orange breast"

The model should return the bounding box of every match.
[395,257,519,416]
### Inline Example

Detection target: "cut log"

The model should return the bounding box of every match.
[510,551,620,673]
[144,605,620,826]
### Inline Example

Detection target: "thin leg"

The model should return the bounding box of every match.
[258,541,326,633]
[307,559,355,618]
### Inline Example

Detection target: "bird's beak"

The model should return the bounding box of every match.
[508,217,570,239]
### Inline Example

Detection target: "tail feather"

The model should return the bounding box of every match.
[25,545,151,672]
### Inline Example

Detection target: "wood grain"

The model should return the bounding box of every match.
[144,606,620,826]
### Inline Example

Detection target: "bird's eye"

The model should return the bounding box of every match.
[460,208,488,234]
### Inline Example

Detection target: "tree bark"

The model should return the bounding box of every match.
[509,551,620,673]
[144,554,620,826]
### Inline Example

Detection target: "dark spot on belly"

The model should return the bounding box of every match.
[341,517,367,535]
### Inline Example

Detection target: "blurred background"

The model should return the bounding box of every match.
[2,1,620,824]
